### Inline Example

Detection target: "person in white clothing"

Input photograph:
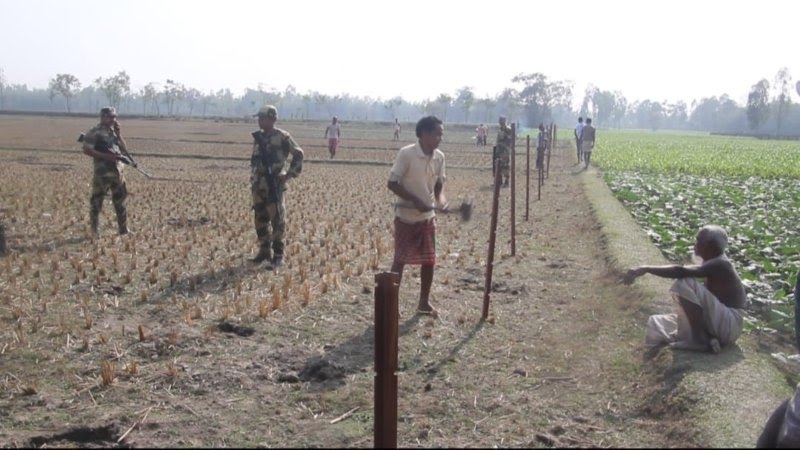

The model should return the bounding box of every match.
[574,117,584,163]
[387,116,447,317]
[325,116,341,159]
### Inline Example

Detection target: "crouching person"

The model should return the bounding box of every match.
[623,225,746,353]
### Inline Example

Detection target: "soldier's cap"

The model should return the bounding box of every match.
[254,105,278,118]
[100,107,117,117]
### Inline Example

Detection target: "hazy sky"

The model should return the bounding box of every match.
[1,0,797,107]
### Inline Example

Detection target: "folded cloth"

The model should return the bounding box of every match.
[393,217,436,265]
[645,278,743,348]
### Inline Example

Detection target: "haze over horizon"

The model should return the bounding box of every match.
[1,0,798,107]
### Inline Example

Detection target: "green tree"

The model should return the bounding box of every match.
[384,96,403,120]
[141,83,159,115]
[94,71,130,109]
[435,93,452,122]
[162,79,185,115]
[455,86,475,123]
[746,79,770,131]
[511,72,572,126]
[773,67,792,135]
[476,97,497,123]
[611,91,628,128]
[0,67,7,109]
[48,73,81,113]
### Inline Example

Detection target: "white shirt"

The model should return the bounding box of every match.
[389,142,446,223]
[574,122,584,139]
[325,123,340,140]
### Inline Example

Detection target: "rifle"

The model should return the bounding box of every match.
[78,132,153,179]
[252,131,282,204]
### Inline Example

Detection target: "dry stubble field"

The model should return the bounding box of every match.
[0,114,714,447]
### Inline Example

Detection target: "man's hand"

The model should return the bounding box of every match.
[278,174,290,183]
[413,197,434,213]
[622,267,645,285]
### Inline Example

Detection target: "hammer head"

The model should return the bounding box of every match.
[458,199,473,222]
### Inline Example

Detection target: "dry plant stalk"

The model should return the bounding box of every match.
[100,360,115,386]
[138,325,146,342]
[165,360,179,378]
[124,361,138,376]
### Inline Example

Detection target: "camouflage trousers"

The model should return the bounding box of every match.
[496,147,510,177]
[90,172,128,232]
[251,174,285,257]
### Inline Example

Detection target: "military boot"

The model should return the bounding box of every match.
[272,254,284,268]
[249,247,272,264]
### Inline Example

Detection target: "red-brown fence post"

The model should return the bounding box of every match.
[483,162,502,320]
[510,123,516,256]
[374,272,400,449]
[525,134,530,222]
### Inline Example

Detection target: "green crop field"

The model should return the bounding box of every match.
[596,130,800,333]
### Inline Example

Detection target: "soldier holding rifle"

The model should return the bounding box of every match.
[81,107,135,235]
[495,116,512,187]
[248,105,304,269]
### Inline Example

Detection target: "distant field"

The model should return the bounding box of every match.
[596,130,800,332]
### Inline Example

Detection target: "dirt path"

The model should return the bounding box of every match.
[3,145,708,448]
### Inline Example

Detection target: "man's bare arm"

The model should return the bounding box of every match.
[623,262,712,285]
[388,180,432,212]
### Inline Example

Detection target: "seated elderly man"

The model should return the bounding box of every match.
[623,225,747,353]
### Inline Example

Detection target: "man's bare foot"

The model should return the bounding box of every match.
[709,338,721,354]
[416,305,438,319]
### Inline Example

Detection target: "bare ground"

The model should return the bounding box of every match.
[1,142,780,448]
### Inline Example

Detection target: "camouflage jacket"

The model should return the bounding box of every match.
[83,123,123,174]
[250,127,304,179]
[496,125,513,150]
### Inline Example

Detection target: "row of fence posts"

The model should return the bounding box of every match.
[373,122,557,447]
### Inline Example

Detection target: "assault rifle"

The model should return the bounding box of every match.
[252,131,282,203]
[78,133,152,179]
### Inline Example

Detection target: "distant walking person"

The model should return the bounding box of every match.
[81,107,136,236]
[581,118,596,169]
[495,116,513,187]
[574,116,584,163]
[393,118,402,141]
[476,123,488,146]
[325,116,341,159]
[388,116,447,317]
[536,123,548,169]
[248,105,304,269]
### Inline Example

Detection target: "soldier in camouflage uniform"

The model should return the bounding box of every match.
[249,105,304,268]
[81,107,133,235]
[495,116,513,187]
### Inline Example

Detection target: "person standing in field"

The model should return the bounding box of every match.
[388,115,447,317]
[581,118,596,169]
[495,116,513,187]
[393,118,402,141]
[574,116,584,163]
[536,123,548,169]
[248,105,304,269]
[476,123,488,146]
[81,107,134,236]
[623,225,746,353]
[325,116,341,159]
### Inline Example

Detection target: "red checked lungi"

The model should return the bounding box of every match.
[393,217,436,265]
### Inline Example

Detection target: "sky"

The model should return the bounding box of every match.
[1,0,798,108]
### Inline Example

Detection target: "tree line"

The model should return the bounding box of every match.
[0,67,796,136]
